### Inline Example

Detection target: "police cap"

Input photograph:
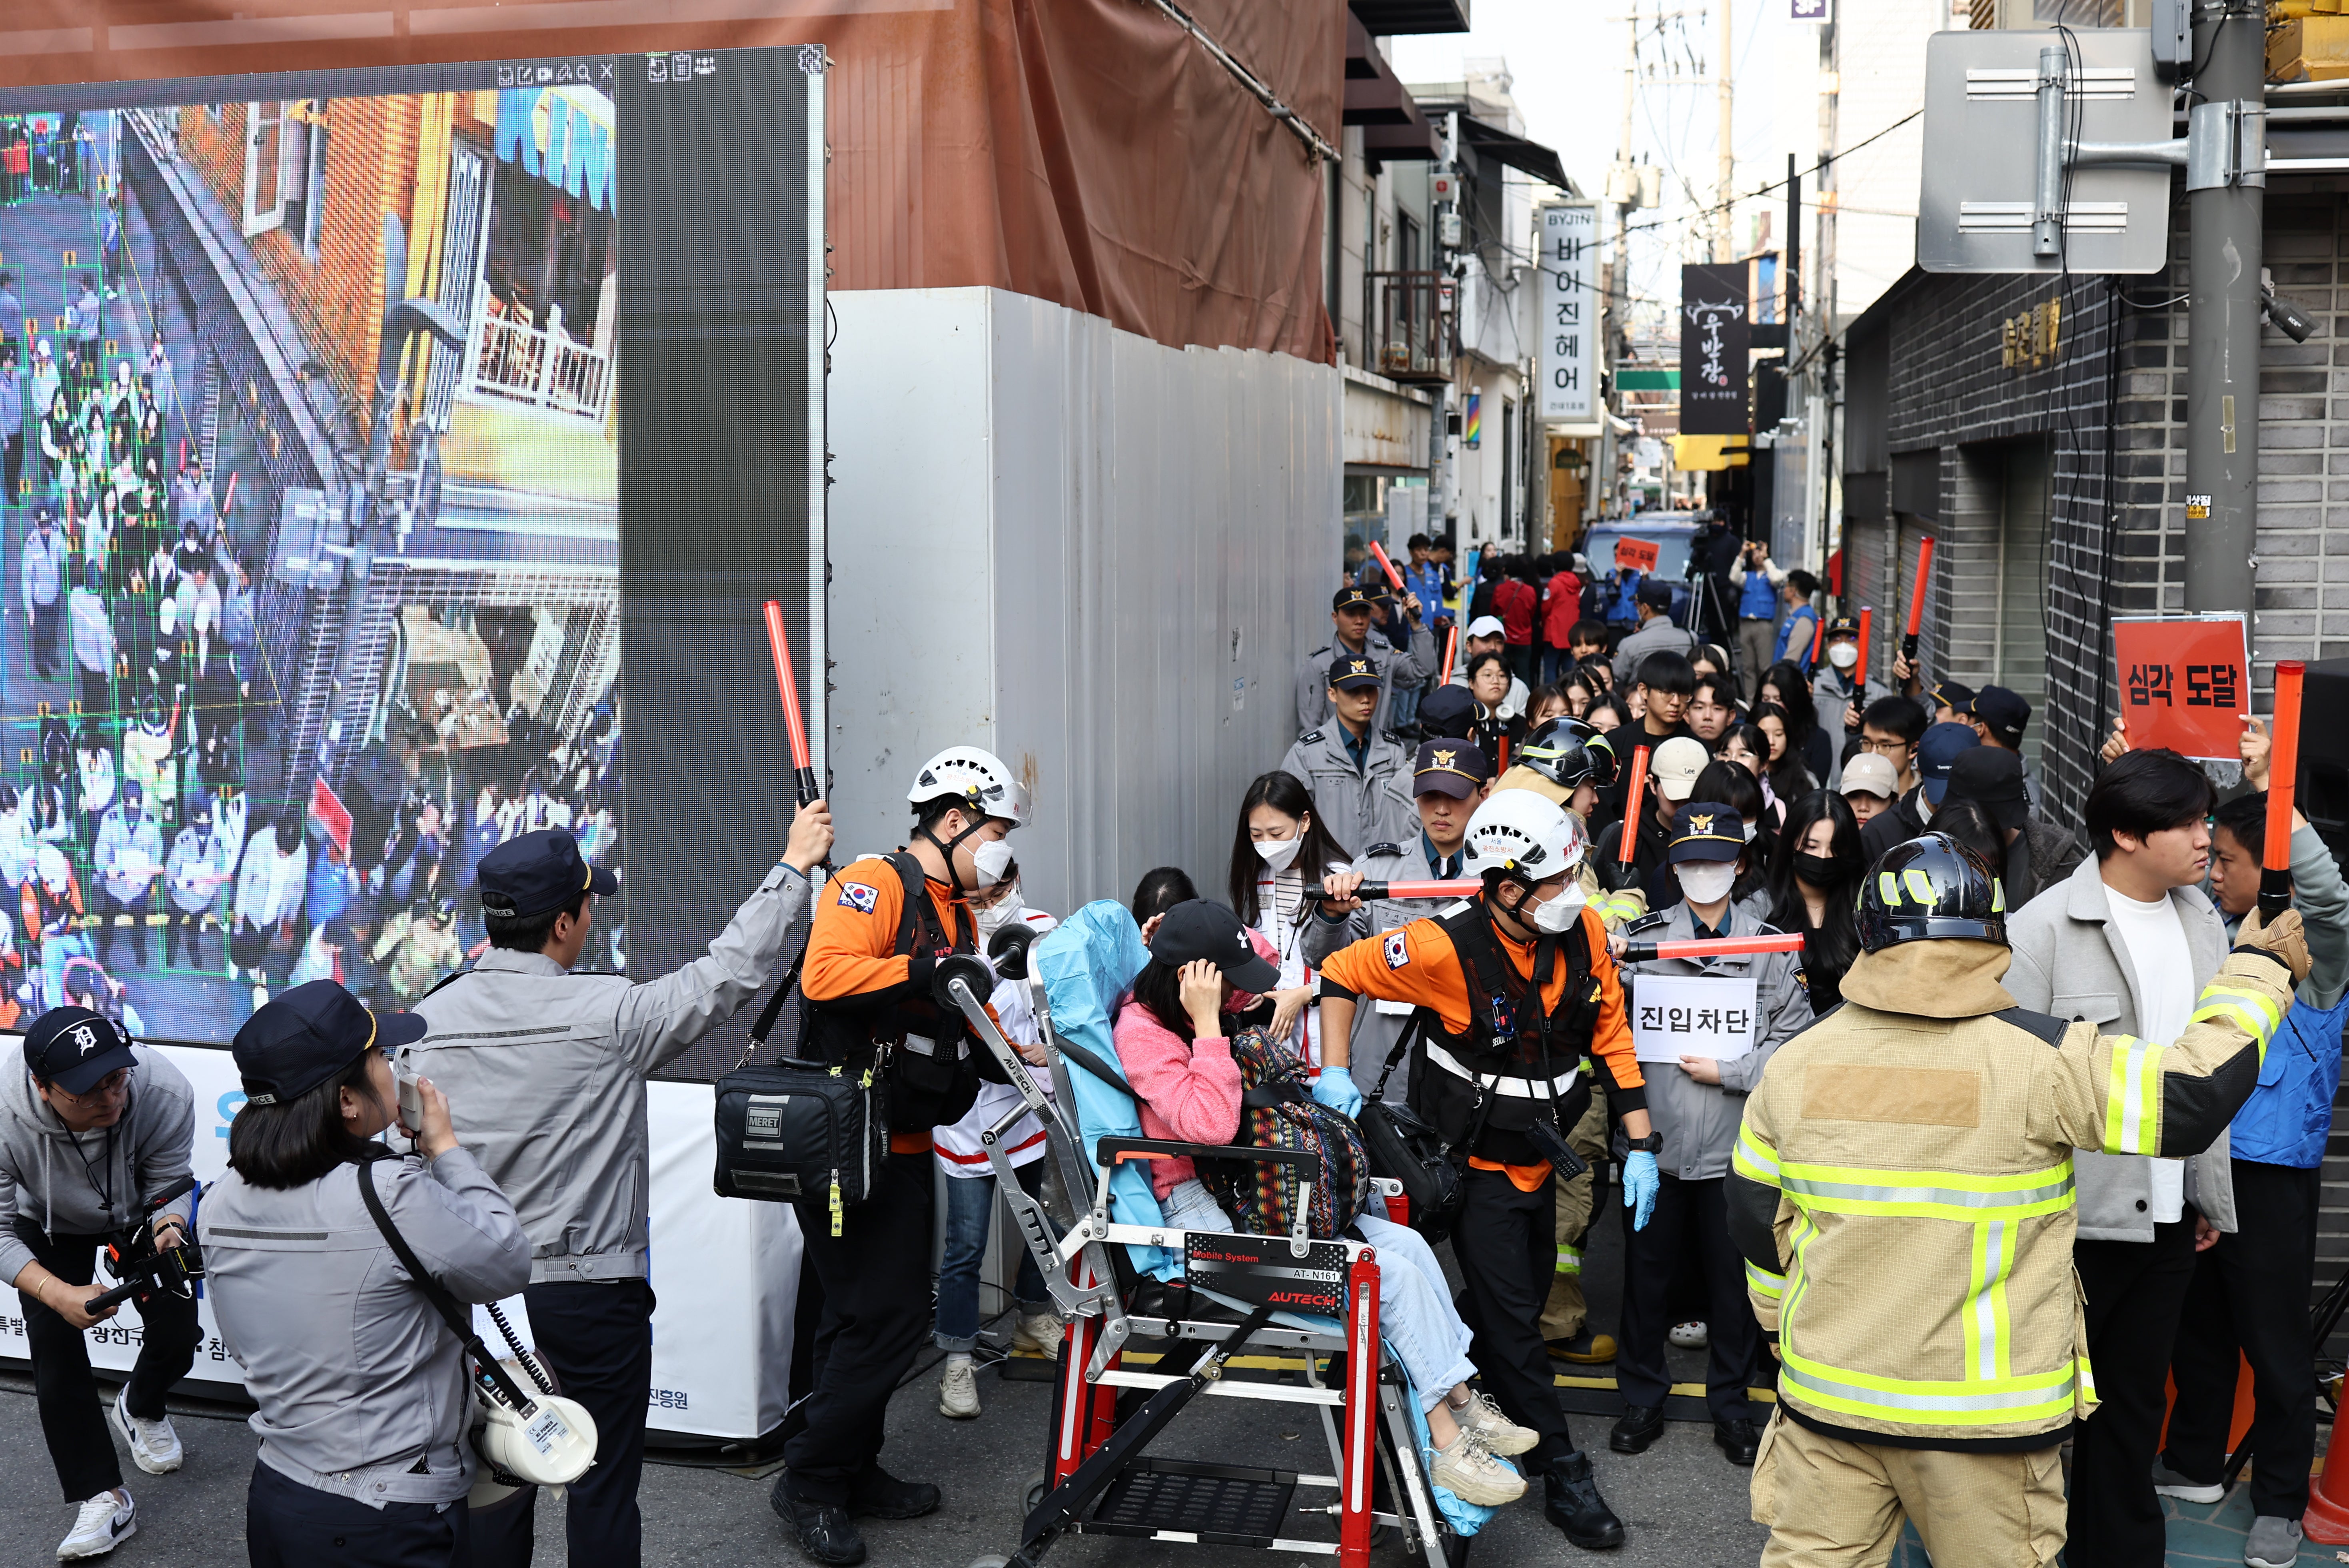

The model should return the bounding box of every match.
[479,829,618,920]
[233,980,427,1107]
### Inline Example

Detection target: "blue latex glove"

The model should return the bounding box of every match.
[1312,1068,1366,1118]
[1623,1151,1660,1231]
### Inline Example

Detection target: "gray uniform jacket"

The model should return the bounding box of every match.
[0,1046,194,1284]
[1611,615,1700,685]
[1811,669,1891,791]
[1278,727,1418,869]
[1623,901,1813,1180]
[200,1151,529,1507]
[1296,623,1437,737]
[2005,856,2233,1239]
[1299,837,1468,1105]
[411,860,809,1283]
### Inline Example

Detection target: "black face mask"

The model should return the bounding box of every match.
[1794,851,1846,888]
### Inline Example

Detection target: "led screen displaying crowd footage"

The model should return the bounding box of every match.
[0,52,825,1048]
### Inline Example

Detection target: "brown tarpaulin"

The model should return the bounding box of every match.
[1,0,1340,362]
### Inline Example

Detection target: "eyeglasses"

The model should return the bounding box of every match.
[48,1069,128,1107]
[1856,735,1912,755]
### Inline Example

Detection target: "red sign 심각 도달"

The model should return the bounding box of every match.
[1615,537,1661,574]
[2111,615,2250,762]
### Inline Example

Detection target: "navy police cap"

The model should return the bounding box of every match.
[477,829,618,921]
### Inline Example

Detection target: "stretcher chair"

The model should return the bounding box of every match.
[934,900,1476,1568]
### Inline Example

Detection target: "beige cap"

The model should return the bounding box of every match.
[1650,736,1710,801]
[1840,752,1899,799]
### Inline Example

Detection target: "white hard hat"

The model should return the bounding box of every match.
[37,843,70,891]
[1462,788,1588,881]
[907,746,1030,828]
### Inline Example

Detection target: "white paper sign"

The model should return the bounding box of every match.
[1631,974,1760,1063]
[1538,203,1600,423]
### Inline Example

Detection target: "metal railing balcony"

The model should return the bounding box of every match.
[1364,270,1454,385]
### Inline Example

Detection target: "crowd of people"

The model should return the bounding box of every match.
[0,513,2339,1568]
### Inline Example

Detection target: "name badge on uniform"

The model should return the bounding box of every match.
[1630,974,1759,1064]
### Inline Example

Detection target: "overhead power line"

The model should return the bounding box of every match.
[1622,107,1924,238]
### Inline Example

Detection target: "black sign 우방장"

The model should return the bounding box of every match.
[1680,264,1751,436]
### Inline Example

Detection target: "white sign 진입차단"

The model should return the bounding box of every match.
[1631,973,1760,1064]
[1538,202,1599,423]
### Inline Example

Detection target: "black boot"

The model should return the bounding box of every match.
[1543,1451,1626,1549]
[1609,1403,1665,1454]
[847,1464,941,1520]
[771,1479,868,1565]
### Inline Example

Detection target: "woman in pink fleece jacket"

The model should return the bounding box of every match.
[1108,899,1536,1507]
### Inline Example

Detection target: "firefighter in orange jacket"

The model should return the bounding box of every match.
[1316,787,1657,1549]
[774,747,1029,1567]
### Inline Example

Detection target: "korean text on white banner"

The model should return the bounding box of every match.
[0,1043,802,1442]
[1630,975,1761,1064]
[1538,202,1600,423]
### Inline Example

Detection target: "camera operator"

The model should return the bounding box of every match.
[200,980,527,1567]
[775,747,1027,1566]
[2,1004,200,1561]
[410,808,833,1568]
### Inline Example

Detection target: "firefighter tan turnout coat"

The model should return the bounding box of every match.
[1726,932,2295,1449]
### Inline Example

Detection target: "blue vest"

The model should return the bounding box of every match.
[1774,607,1818,671]
[2227,992,2349,1169]
[1739,571,1778,621]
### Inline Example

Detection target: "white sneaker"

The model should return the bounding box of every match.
[113,1386,182,1474]
[1012,1310,1065,1356]
[1429,1430,1525,1507]
[1669,1320,1709,1349]
[58,1490,134,1560]
[1448,1390,1539,1457]
[938,1358,981,1419]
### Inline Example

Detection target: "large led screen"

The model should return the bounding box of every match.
[0,52,825,1050]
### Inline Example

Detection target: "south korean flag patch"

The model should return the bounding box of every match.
[1382,931,1411,971]
[836,881,880,915]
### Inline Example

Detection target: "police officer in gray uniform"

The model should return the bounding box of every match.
[201,979,529,1568]
[1296,583,1436,736]
[1304,738,1492,1104]
[1281,656,1418,862]
[408,805,832,1567]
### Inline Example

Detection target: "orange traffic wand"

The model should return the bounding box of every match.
[1366,540,1406,595]
[1809,613,1827,671]
[1442,625,1459,685]
[1620,931,1807,963]
[761,600,821,809]
[1619,747,1650,865]
[1903,536,1937,662]
[1307,880,1481,905]
[1855,607,1873,689]
[2262,660,2305,918]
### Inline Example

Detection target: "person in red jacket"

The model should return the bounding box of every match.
[1542,557,1584,685]
[1492,559,1539,686]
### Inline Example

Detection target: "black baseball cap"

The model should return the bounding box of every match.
[1332,584,1390,612]
[478,828,617,920]
[24,1006,136,1095]
[1917,721,1982,805]
[1414,738,1491,799]
[1946,747,2030,834]
[1418,684,1477,739]
[232,980,426,1107]
[1668,803,1746,863]
[1329,654,1382,693]
[1636,579,1674,609]
[1147,900,1282,994]
[1967,685,2031,746]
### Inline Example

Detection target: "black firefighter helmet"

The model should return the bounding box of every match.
[1855,833,2007,953]
[1518,716,1618,791]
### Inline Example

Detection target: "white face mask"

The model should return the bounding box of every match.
[1531,882,1588,933]
[1827,641,1859,671]
[971,837,1015,888]
[1254,834,1304,872]
[1675,861,1739,905]
[975,885,1022,937]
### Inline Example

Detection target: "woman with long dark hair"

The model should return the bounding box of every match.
[1766,790,1866,1011]
[1225,772,1346,1068]
[1758,661,1832,786]
[1752,703,1818,824]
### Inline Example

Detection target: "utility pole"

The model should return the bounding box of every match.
[1612,4,1640,517]
[2183,2,2267,626]
[1716,0,1734,261]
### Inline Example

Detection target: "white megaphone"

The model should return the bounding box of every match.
[467,1357,596,1508]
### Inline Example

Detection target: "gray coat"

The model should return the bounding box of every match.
[1611,615,1699,685]
[200,1151,529,1506]
[1623,901,1813,1180]
[1278,727,1418,871]
[411,860,809,1283]
[1296,623,1437,737]
[0,1047,195,1284]
[1299,835,1471,1105]
[2004,855,2233,1239]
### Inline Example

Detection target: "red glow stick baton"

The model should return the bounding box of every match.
[1620,931,1808,963]
[1442,626,1459,685]
[1366,539,1406,594]
[1618,747,1650,865]
[761,599,821,808]
[1855,607,1873,689]
[1809,614,1826,670]
[1306,879,1482,905]
[219,470,238,520]
[2261,660,2305,917]
[1903,536,1936,660]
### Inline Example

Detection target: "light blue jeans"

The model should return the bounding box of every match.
[1158,1178,1476,1412]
